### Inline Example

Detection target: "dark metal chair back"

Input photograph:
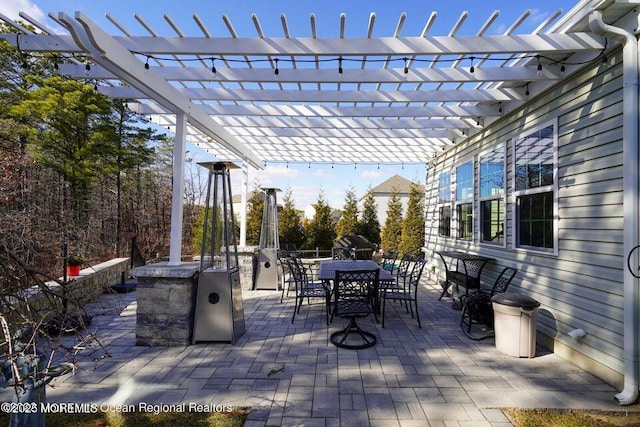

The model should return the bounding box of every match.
[332,269,379,318]
[380,249,399,271]
[407,258,427,292]
[490,267,518,295]
[395,253,415,285]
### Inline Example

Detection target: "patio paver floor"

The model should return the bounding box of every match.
[3,277,637,426]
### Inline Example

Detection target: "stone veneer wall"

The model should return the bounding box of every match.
[62,258,130,303]
[237,247,257,291]
[19,258,130,322]
[132,262,200,347]
[131,248,273,347]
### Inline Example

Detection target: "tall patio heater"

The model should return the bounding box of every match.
[193,162,245,344]
[252,188,280,290]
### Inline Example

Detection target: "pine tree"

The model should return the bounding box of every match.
[399,183,426,254]
[304,191,336,250]
[245,187,264,245]
[380,188,403,251]
[335,186,359,241]
[279,188,305,249]
[357,189,381,245]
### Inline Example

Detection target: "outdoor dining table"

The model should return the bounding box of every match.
[435,251,495,301]
[318,259,394,314]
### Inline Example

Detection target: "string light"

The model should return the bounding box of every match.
[211,58,217,74]
[13,32,608,79]
[525,83,530,96]
[536,55,543,76]
[498,102,503,114]
[122,49,609,75]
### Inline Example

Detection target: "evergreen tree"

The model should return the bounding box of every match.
[304,191,336,250]
[279,188,305,249]
[335,186,359,241]
[380,188,403,251]
[357,189,381,245]
[399,183,426,254]
[245,187,263,246]
[10,75,115,227]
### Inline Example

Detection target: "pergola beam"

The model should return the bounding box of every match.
[190,103,501,118]
[115,33,605,56]
[3,32,604,56]
[100,86,526,103]
[59,60,560,84]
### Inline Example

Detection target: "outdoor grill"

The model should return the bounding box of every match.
[333,235,377,260]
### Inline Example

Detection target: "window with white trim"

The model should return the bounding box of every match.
[513,120,557,251]
[479,145,505,245]
[438,171,451,237]
[455,161,473,240]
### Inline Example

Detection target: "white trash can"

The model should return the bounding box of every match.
[491,292,540,358]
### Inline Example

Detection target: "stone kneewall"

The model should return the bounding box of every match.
[14,258,130,326]
[62,258,130,303]
[237,249,256,291]
[132,262,199,347]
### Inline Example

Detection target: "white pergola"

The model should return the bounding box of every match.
[0,2,613,262]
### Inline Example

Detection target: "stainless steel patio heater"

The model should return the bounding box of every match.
[193,162,245,344]
[252,188,280,290]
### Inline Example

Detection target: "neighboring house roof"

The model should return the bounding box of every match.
[367,175,424,197]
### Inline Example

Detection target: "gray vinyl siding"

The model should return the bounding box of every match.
[424,48,625,375]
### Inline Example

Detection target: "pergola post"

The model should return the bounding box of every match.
[168,112,187,265]
[240,162,249,247]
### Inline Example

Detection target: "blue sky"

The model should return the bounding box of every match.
[5,0,580,210]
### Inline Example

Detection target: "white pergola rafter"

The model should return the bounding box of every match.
[0,6,607,167]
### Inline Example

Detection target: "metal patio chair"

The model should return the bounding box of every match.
[329,269,380,349]
[460,267,518,336]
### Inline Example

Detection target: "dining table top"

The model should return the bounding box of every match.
[435,250,495,262]
[318,259,394,282]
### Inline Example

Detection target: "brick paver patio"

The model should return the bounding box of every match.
[4,277,636,426]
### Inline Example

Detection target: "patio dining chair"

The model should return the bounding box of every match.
[380,249,399,272]
[287,256,329,324]
[392,252,416,290]
[381,258,427,328]
[460,267,518,336]
[278,250,295,303]
[329,269,380,349]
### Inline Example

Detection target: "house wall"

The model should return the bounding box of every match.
[423,48,626,388]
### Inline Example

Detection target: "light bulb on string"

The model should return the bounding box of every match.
[536,55,543,76]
